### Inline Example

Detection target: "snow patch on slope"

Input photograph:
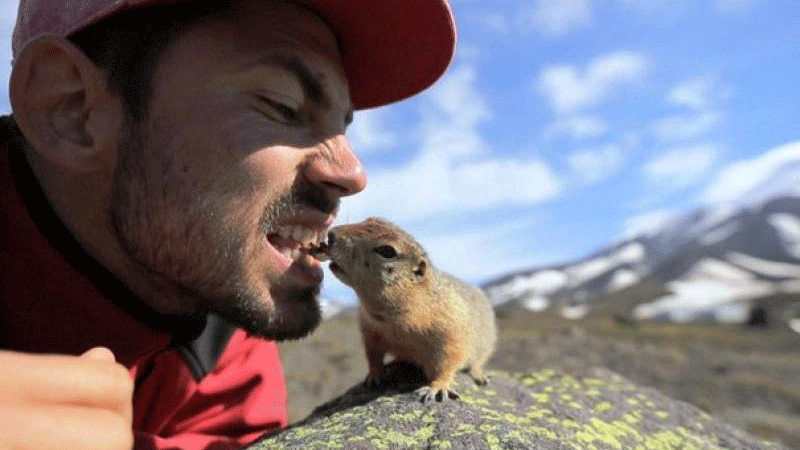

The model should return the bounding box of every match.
[687,258,755,282]
[617,242,647,263]
[561,304,590,320]
[712,302,753,323]
[607,269,639,292]
[633,279,773,322]
[779,280,800,293]
[769,213,800,259]
[567,259,612,287]
[522,295,550,312]
[487,270,567,304]
[634,256,775,322]
[699,221,740,246]
[686,205,739,237]
[727,252,800,279]
[566,242,646,287]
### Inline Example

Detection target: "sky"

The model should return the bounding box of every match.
[2,0,799,305]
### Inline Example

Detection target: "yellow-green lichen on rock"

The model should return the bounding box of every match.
[250,362,788,450]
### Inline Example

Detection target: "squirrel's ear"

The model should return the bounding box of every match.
[413,260,427,277]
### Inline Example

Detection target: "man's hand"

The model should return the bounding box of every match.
[0,347,134,450]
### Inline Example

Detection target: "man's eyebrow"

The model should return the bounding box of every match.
[255,54,330,107]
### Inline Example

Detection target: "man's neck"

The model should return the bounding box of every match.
[3,117,207,340]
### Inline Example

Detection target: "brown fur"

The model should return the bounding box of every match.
[327,217,497,402]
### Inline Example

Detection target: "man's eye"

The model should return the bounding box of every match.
[255,95,300,124]
[271,101,299,122]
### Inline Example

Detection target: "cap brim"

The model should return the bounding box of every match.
[292,0,456,110]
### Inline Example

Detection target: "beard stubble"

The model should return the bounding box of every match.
[109,119,333,341]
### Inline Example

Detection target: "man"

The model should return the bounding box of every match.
[0,0,455,449]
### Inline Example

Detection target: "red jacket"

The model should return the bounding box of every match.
[0,117,288,449]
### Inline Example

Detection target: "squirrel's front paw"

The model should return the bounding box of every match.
[416,386,460,403]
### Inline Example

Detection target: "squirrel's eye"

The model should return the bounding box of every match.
[373,245,398,259]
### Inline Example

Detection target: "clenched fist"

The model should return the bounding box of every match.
[0,347,134,450]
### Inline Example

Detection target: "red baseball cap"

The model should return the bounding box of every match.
[11,0,457,110]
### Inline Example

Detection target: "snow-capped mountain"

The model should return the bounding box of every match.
[483,195,800,323]
[737,160,800,207]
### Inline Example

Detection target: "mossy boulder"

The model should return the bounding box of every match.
[252,362,787,450]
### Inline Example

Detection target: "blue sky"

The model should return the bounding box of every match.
[2,0,799,304]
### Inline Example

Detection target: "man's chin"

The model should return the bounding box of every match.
[214,286,322,341]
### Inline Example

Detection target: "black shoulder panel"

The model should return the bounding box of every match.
[176,314,239,381]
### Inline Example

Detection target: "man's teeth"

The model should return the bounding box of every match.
[279,247,305,261]
[274,226,327,249]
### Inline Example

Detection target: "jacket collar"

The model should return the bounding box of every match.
[0,117,205,366]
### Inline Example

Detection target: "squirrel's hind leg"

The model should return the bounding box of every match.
[466,365,490,386]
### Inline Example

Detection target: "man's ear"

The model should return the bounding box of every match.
[9,36,120,172]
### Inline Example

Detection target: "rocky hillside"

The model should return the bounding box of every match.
[278,308,800,449]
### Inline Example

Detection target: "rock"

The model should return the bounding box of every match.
[251,362,788,450]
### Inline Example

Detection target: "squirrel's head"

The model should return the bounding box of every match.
[327,217,429,297]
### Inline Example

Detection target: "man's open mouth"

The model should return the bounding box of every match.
[266,225,330,262]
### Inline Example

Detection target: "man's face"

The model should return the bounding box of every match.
[110,1,365,340]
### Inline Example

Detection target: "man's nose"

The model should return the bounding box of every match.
[304,134,367,196]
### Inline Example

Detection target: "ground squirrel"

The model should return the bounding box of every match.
[325,217,497,402]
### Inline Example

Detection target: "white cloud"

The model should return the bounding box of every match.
[517,0,593,38]
[343,151,563,223]
[537,51,649,114]
[479,13,510,34]
[643,144,719,189]
[452,158,563,209]
[651,111,723,141]
[423,217,561,283]
[427,64,490,128]
[668,76,731,110]
[420,64,490,159]
[544,115,608,139]
[701,141,800,204]
[620,209,680,238]
[340,63,563,223]
[567,143,624,184]
[347,109,395,153]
